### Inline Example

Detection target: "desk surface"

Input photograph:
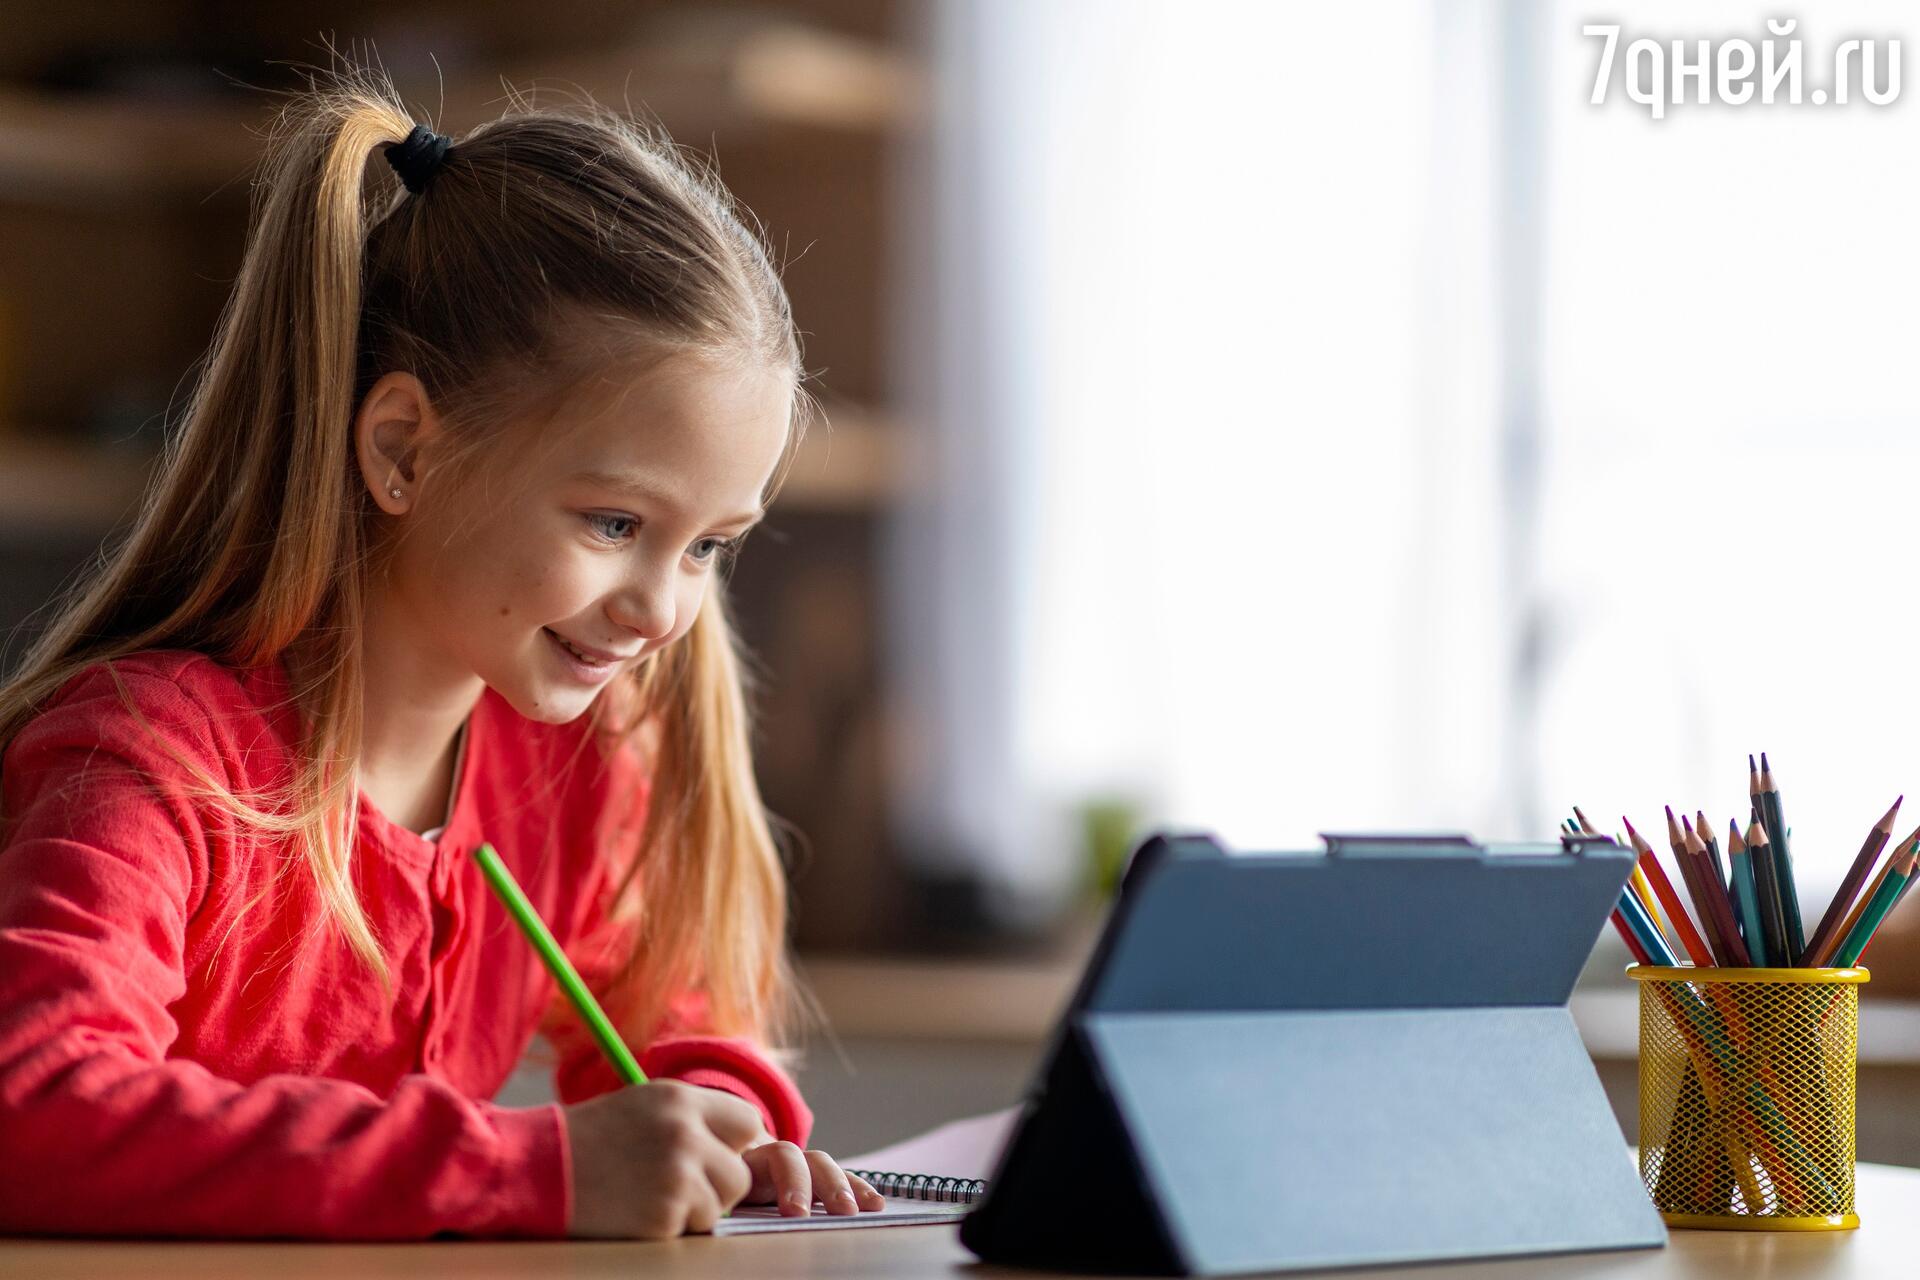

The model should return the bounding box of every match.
[6,1161,1918,1279]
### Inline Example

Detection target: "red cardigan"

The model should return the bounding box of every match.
[0,649,811,1239]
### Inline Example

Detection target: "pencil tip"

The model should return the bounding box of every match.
[1749,753,1757,772]
[1682,813,1695,833]
[1762,751,1771,772]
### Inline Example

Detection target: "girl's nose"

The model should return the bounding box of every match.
[605,570,676,642]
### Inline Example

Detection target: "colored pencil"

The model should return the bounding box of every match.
[1576,809,1651,962]
[1860,847,1920,961]
[1891,849,1920,911]
[1628,865,1667,940]
[1695,809,1727,893]
[1617,885,1681,966]
[1625,815,1713,965]
[1684,814,1749,966]
[1745,816,1792,966]
[1670,809,1730,962]
[1666,807,1724,963]
[1610,907,1654,964]
[1812,841,1900,968]
[1832,841,1920,967]
[1758,753,1807,962]
[473,842,648,1085]
[1834,831,1920,966]
[1728,820,1770,967]
[1801,797,1902,969]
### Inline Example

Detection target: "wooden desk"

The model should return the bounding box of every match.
[7,1161,1918,1278]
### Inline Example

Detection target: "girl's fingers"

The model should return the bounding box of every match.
[682,1175,726,1235]
[757,1141,814,1216]
[804,1149,865,1215]
[703,1143,754,1214]
[846,1170,887,1211]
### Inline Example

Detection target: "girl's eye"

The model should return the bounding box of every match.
[690,535,743,566]
[583,513,743,565]
[584,513,637,543]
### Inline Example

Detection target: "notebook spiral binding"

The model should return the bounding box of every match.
[843,1168,987,1204]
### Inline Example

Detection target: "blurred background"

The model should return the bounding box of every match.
[5,1,1920,1160]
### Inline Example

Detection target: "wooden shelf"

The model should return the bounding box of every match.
[0,435,150,535]
[0,86,267,207]
[465,19,922,138]
[0,21,919,209]
[797,949,1089,1043]
[778,404,909,512]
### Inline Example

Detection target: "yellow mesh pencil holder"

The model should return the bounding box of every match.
[1629,965,1866,1230]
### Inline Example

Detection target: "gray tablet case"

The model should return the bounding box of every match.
[958,831,1667,1275]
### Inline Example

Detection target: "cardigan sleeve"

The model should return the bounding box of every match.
[0,665,568,1240]
[537,736,813,1147]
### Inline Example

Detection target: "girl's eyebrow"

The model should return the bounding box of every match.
[570,467,764,527]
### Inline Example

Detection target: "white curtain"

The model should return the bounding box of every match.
[1533,0,1920,897]
[890,1,1527,918]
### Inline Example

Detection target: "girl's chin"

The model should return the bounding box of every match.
[504,685,598,725]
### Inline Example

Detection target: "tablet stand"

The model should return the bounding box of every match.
[959,832,1667,1275]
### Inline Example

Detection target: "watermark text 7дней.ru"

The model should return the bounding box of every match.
[1586,18,1899,119]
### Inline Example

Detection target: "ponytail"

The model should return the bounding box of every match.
[0,74,429,995]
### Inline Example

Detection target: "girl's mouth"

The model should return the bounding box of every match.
[543,627,619,681]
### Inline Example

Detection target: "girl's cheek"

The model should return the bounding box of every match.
[669,579,709,641]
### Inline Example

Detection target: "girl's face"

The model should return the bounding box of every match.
[364,352,792,725]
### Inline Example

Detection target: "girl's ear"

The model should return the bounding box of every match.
[354,370,444,515]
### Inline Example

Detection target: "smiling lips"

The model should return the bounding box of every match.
[545,628,636,666]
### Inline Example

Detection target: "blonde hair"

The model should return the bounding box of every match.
[0,60,817,1057]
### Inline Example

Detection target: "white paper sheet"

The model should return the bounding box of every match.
[841,1105,1021,1182]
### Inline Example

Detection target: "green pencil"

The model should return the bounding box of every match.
[1758,754,1806,962]
[1728,820,1769,967]
[1832,841,1919,968]
[473,841,647,1085]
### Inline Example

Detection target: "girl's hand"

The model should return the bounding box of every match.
[740,1136,887,1217]
[562,1079,763,1238]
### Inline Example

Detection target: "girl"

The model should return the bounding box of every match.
[0,65,887,1240]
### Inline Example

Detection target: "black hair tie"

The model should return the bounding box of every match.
[384,124,453,195]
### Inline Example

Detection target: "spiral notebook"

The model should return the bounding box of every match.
[712,1108,1014,1236]
[713,1170,981,1234]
